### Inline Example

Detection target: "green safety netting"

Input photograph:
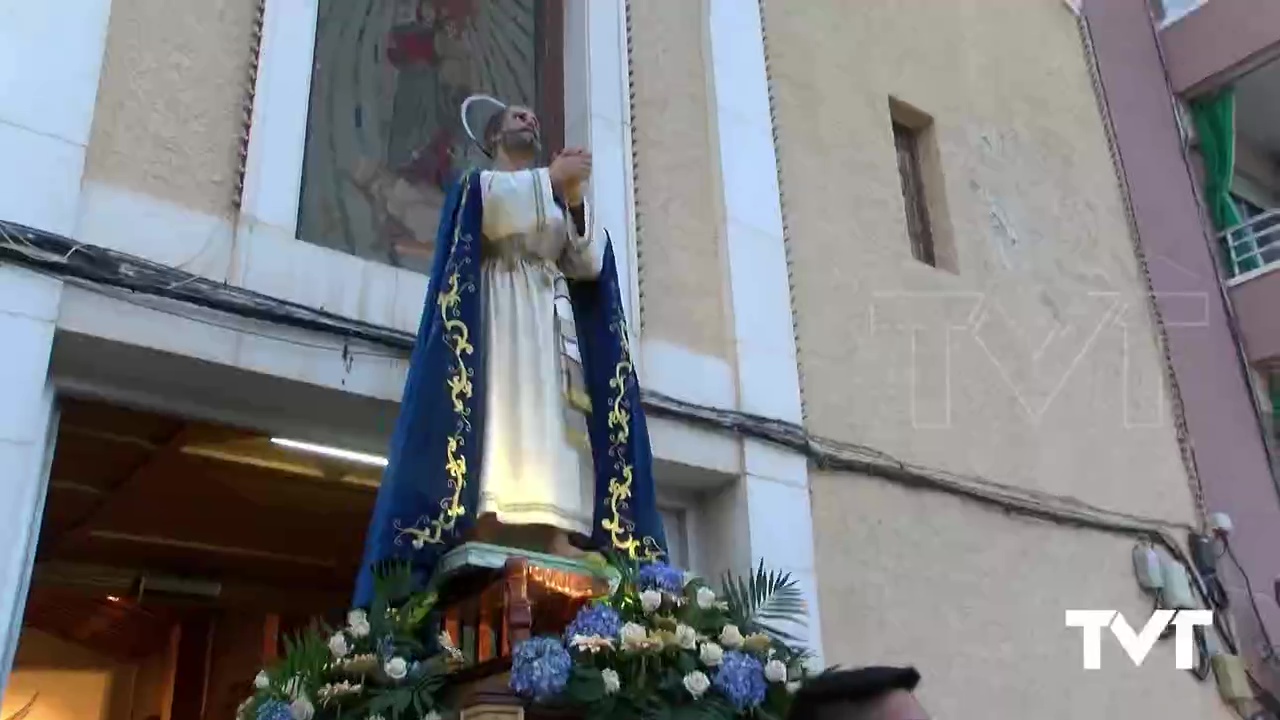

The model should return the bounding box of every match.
[1190,88,1253,273]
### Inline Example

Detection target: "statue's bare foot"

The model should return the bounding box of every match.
[547,530,586,559]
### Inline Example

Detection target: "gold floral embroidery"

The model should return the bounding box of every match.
[599,308,664,561]
[395,174,478,549]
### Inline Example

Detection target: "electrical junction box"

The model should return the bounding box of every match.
[1133,544,1164,591]
[1212,654,1254,702]
[1160,556,1197,610]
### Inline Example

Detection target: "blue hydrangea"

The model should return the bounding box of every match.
[637,561,685,593]
[713,651,767,711]
[510,636,573,702]
[255,700,292,720]
[564,603,622,641]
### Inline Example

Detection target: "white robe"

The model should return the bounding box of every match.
[476,169,601,535]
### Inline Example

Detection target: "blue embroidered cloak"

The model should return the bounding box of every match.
[353,171,667,605]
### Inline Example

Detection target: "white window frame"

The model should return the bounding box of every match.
[657,491,703,577]
[238,0,640,347]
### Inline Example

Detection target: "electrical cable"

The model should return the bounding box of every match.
[1193,623,1212,681]
[1225,538,1279,662]
[1,218,1247,662]
[81,279,408,361]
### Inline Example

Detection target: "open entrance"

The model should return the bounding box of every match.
[2,398,381,720]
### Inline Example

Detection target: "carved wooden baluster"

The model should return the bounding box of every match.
[479,580,501,662]
[502,557,532,656]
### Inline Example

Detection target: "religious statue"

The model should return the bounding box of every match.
[353,96,667,606]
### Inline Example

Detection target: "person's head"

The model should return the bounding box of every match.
[787,666,928,720]
[483,104,541,168]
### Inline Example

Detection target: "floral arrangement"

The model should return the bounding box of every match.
[236,566,463,720]
[509,557,815,719]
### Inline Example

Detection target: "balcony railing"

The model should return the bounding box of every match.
[1224,208,1280,280]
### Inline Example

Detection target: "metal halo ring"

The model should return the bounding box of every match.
[460,94,508,159]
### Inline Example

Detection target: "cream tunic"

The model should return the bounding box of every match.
[477,169,602,535]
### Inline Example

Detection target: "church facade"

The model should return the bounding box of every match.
[1,0,1277,718]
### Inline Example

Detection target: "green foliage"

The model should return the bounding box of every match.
[236,562,460,720]
[720,560,807,646]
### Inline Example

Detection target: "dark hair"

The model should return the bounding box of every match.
[482,107,508,156]
[787,666,921,719]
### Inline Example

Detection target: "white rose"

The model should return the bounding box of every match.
[570,634,615,653]
[347,609,367,628]
[384,657,409,681]
[620,622,648,650]
[675,624,697,650]
[253,670,270,690]
[786,681,802,694]
[696,586,717,609]
[699,642,724,667]
[328,632,351,658]
[764,659,788,683]
[640,589,662,614]
[719,624,744,648]
[601,668,621,695]
[682,670,711,699]
[424,712,442,720]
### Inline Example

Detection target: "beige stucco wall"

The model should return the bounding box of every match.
[764,0,1195,525]
[628,1,733,362]
[764,0,1229,713]
[815,474,1234,719]
[85,0,257,216]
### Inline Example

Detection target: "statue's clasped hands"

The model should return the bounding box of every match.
[550,148,592,207]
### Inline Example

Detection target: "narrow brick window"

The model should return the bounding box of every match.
[893,121,936,266]
[889,98,955,272]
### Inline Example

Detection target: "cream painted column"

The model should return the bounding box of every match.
[706,0,824,664]
[0,267,63,702]
[563,0,640,341]
[0,0,113,236]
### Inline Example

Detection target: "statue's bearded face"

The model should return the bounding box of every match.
[489,105,541,156]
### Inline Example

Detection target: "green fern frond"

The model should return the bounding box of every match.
[720,559,807,645]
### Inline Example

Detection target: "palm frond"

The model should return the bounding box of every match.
[373,561,418,605]
[273,628,330,693]
[603,549,641,602]
[720,559,807,645]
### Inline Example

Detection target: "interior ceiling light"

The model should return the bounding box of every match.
[270,438,389,468]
